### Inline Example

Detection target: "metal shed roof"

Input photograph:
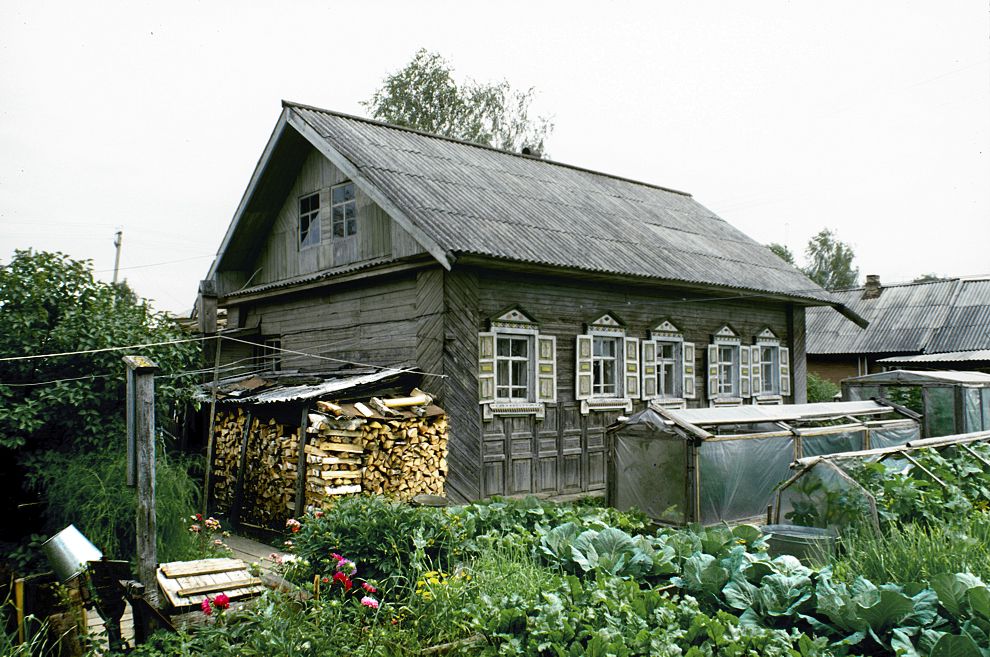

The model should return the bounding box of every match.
[877,349,990,364]
[195,368,409,404]
[807,277,990,355]
[842,369,990,386]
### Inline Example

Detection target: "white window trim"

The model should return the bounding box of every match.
[643,321,694,406]
[708,326,743,406]
[480,309,556,418]
[577,314,637,415]
[753,329,787,404]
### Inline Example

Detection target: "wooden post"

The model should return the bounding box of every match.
[123,355,159,605]
[229,412,254,528]
[202,336,222,516]
[294,406,310,515]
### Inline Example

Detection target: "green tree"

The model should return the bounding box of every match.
[362,48,553,154]
[803,229,859,290]
[0,250,198,452]
[912,273,944,283]
[806,372,840,402]
[767,242,795,265]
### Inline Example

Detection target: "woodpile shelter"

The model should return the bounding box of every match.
[198,101,866,502]
[199,368,447,526]
[606,400,919,526]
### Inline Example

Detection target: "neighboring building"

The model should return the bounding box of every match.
[201,101,861,502]
[807,275,990,383]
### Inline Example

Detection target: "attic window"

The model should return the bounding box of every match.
[331,182,357,238]
[298,192,320,248]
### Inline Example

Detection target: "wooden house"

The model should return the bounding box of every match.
[201,101,863,503]
[807,275,990,383]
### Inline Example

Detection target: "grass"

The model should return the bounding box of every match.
[828,513,990,584]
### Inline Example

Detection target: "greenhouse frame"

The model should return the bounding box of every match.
[606,400,920,526]
[841,370,990,438]
[772,430,990,529]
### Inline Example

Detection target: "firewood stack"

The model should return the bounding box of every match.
[210,408,249,513]
[209,389,448,524]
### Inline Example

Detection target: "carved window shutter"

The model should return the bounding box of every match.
[641,340,657,400]
[706,344,719,399]
[682,342,696,399]
[478,332,496,404]
[740,345,751,398]
[780,347,791,397]
[537,335,557,403]
[624,337,640,398]
[750,345,762,397]
[575,335,593,400]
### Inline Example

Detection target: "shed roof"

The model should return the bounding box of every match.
[877,349,990,364]
[806,276,990,356]
[666,400,895,426]
[842,369,990,387]
[211,102,856,310]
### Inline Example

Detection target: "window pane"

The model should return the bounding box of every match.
[332,184,354,204]
[511,337,528,358]
[497,338,510,357]
[346,218,357,235]
[496,360,509,386]
[511,360,528,389]
[662,365,675,396]
[660,343,674,360]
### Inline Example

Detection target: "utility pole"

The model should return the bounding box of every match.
[112,230,123,285]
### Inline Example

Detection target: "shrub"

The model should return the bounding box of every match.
[26,448,205,566]
[806,372,839,403]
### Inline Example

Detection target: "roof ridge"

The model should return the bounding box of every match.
[281,99,693,198]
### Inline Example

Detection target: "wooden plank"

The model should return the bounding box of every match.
[294,406,309,518]
[176,577,263,597]
[318,470,362,479]
[160,558,247,579]
[230,412,254,527]
[310,441,363,454]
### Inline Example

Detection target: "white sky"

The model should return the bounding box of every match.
[2,1,988,313]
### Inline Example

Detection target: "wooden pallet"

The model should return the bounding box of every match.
[157,558,264,609]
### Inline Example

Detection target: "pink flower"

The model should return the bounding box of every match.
[330,552,342,562]
[212,593,230,610]
[201,598,212,616]
[314,510,324,519]
[189,524,201,534]
[360,596,379,609]
[362,582,377,594]
[336,558,356,576]
[286,518,302,533]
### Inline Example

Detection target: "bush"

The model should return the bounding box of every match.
[25,448,206,566]
[806,372,839,402]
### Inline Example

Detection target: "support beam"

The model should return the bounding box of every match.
[123,355,159,605]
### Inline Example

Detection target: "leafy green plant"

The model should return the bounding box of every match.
[538,523,677,579]
[807,373,840,403]
[25,448,204,567]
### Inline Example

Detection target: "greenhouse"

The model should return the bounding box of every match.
[841,369,990,437]
[606,400,920,526]
[773,430,990,530]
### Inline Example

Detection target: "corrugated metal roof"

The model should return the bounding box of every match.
[284,103,836,304]
[667,400,892,426]
[807,277,990,355]
[878,350,990,363]
[843,369,990,385]
[195,368,407,404]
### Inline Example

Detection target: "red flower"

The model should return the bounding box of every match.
[196,513,203,521]
[201,598,212,616]
[332,571,352,592]
[321,576,329,584]
[212,593,230,610]
[362,582,377,594]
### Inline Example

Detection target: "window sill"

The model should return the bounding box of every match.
[581,397,633,415]
[483,402,546,420]
[753,395,783,405]
[648,397,687,410]
[710,397,743,407]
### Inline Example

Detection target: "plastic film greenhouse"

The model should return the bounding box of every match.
[606,400,920,526]
[841,369,990,437]
[773,430,990,530]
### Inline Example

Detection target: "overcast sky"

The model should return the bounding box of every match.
[2,1,988,313]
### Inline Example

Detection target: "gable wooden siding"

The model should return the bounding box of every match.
[253,149,396,285]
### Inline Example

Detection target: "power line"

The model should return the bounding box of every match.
[0,335,213,363]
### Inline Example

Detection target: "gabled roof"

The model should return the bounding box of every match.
[807,277,990,356]
[210,102,852,310]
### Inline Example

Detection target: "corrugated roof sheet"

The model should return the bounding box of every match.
[843,370,990,385]
[807,277,990,355]
[878,350,990,363]
[194,368,407,404]
[285,103,835,303]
